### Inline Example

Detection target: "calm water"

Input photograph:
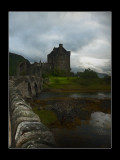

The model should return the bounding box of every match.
[38,92,111,100]
[51,121,111,148]
[38,91,111,148]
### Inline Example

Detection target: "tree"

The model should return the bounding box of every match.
[77,68,98,79]
[103,75,111,84]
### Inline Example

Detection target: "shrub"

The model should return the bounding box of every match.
[103,75,111,84]
[77,68,98,79]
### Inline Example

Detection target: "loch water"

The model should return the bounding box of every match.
[38,92,111,148]
[51,118,111,148]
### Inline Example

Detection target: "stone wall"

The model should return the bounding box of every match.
[9,76,43,99]
[17,60,42,77]
[16,44,71,76]
[41,62,52,74]
[9,80,56,148]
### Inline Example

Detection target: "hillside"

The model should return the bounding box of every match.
[9,52,27,76]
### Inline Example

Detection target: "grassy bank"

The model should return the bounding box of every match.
[44,76,111,92]
[32,107,57,126]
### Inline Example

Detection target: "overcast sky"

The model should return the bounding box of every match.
[9,11,111,74]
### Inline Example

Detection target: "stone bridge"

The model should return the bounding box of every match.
[9,76,43,99]
[9,79,56,148]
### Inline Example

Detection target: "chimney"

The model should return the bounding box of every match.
[59,44,63,48]
[59,44,63,53]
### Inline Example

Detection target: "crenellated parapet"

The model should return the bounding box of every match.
[9,80,56,148]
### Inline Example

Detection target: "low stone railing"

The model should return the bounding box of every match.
[9,80,56,148]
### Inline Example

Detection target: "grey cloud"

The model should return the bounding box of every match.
[9,12,111,73]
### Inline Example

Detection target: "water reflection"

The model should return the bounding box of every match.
[37,91,111,148]
[70,92,111,99]
[52,118,111,148]
[51,111,111,148]
[39,92,111,99]
[90,112,111,128]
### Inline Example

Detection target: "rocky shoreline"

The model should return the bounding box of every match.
[46,98,111,122]
[26,97,111,128]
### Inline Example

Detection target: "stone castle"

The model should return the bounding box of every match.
[47,44,71,73]
[17,44,71,76]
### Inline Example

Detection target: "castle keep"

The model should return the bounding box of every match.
[17,44,71,76]
[48,44,71,73]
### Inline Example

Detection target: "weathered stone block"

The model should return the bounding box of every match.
[9,79,56,148]
[15,131,55,148]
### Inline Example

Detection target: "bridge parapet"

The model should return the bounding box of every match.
[9,80,56,148]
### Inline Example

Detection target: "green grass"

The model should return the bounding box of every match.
[49,76,76,85]
[45,76,111,92]
[33,107,57,126]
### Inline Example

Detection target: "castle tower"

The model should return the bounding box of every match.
[47,44,71,75]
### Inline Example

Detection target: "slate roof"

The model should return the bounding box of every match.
[49,46,68,55]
